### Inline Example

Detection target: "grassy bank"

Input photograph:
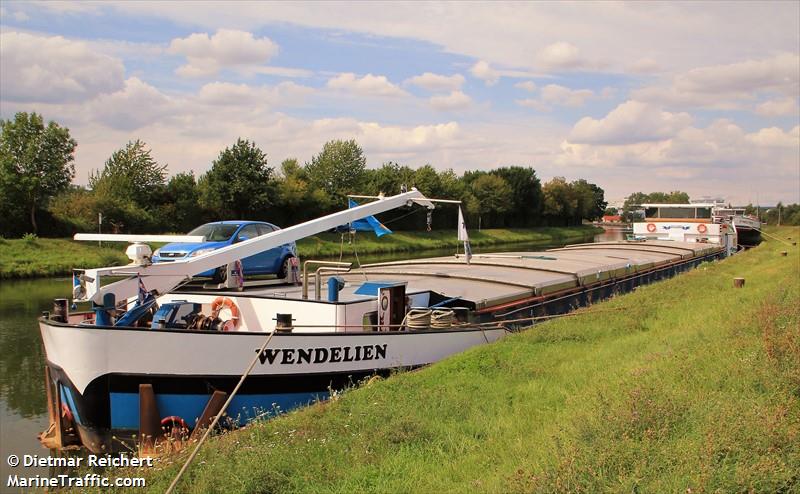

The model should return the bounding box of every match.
[97,227,798,493]
[0,226,600,279]
[0,237,128,279]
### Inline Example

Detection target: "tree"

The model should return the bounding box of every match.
[470,174,512,229]
[90,140,167,203]
[199,138,273,219]
[0,112,76,234]
[305,139,367,203]
[493,166,543,227]
[572,179,606,223]
[365,162,415,198]
[542,177,576,226]
[162,172,202,232]
[87,140,168,232]
[273,158,331,225]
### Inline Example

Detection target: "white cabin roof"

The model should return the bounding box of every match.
[642,203,716,208]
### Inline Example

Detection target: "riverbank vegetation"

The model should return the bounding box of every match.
[0,226,601,279]
[0,236,128,279]
[1,112,609,239]
[94,226,799,493]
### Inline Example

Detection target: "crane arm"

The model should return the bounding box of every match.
[79,189,433,303]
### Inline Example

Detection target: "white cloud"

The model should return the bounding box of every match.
[540,84,594,107]
[516,84,594,111]
[515,81,537,92]
[746,125,800,148]
[536,42,585,70]
[88,77,174,131]
[429,91,472,111]
[406,72,465,92]
[251,66,314,78]
[634,54,800,111]
[569,100,693,145]
[326,73,407,97]
[168,29,278,78]
[60,2,800,78]
[12,10,30,21]
[356,121,461,153]
[0,31,125,103]
[755,97,799,117]
[470,60,499,85]
[196,81,312,106]
[628,57,661,74]
[516,99,550,112]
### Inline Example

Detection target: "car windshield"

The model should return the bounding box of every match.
[188,223,240,242]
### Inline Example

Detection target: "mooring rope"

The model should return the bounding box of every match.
[754,227,795,247]
[430,309,455,329]
[164,326,278,494]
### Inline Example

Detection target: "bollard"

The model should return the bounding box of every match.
[733,277,745,288]
[275,313,294,332]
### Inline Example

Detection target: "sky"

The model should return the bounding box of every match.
[0,1,798,206]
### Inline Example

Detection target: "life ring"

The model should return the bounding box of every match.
[210,297,240,331]
[160,416,189,435]
[646,223,657,233]
[697,223,708,234]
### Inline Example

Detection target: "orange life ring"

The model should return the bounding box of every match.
[697,223,708,234]
[161,416,189,435]
[646,223,657,233]
[210,296,240,331]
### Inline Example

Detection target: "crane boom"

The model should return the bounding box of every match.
[79,189,433,303]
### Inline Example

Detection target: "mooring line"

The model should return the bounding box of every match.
[164,326,278,494]
[753,227,795,247]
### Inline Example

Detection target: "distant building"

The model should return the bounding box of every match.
[602,215,623,223]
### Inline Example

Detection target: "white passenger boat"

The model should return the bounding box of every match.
[38,191,737,453]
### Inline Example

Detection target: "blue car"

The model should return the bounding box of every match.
[152,221,297,282]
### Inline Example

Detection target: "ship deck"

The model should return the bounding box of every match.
[183,239,723,311]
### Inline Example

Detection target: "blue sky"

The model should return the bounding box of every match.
[1,1,798,205]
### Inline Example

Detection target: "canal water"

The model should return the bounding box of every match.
[0,228,625,482]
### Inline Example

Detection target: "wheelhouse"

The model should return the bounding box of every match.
[643,203,715,222]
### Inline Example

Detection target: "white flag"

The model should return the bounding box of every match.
[458,206,469,241]
[458,206,472,264]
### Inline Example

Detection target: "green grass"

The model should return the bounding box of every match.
[0,237,128,279]
[95,227,799,493]
[0,227,600,279]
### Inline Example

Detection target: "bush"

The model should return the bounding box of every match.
[22,233,38,244]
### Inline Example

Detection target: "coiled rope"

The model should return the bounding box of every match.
[403,309,432,330]
[431,309,455,329]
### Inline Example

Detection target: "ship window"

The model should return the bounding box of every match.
[659,207,694,218]
[695,207,712,219]
[645,207,659,218]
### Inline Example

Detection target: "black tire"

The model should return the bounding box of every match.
[277,256,293,280]
[212,265,227,283]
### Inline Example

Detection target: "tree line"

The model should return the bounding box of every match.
[2,112,610,237]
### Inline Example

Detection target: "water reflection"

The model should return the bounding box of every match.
[0,279,72,418]
[0,278,73,486]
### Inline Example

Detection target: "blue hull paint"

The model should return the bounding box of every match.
[109,391,328,430]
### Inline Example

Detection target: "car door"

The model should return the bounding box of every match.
[256,223,282,274]
[235,224,263,274]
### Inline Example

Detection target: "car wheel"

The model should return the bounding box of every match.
[277,257,293,280]
[212,265,227,283]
